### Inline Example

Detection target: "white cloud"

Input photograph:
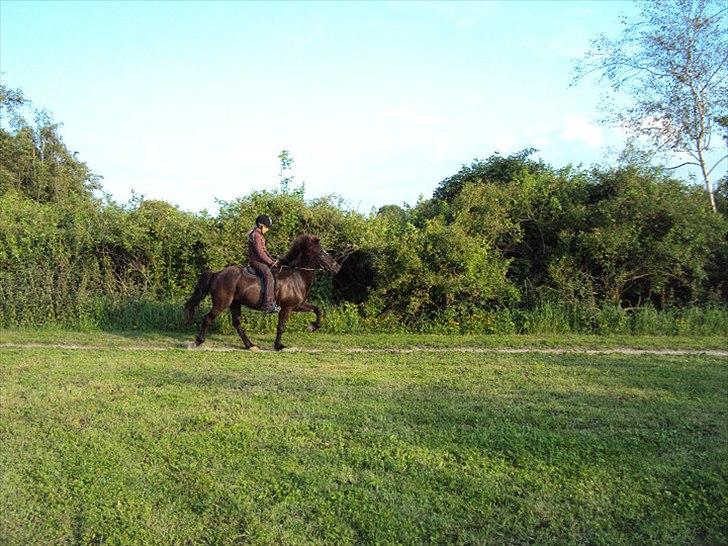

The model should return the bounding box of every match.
[561,115,603,148]
[494,133,518,153]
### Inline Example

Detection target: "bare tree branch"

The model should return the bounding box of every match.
[665,161,701,170]
[706,154,728,176]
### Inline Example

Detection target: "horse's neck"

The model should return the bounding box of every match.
[281,261,316,289]
[286,252,317,270]
[294,267,316,285]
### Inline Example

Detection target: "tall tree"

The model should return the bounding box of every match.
[574,0,727,212]
[1,84,100,202]
[0,84,28,128]
[277,149,294,192]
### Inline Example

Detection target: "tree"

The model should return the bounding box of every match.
[0,83,28,129]
[574,0,728,212]
[277,149,294,191]
[1,84,100,203]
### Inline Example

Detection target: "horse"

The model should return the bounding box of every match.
[184,234,340,351]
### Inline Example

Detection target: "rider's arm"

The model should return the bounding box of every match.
[251,230,276,267]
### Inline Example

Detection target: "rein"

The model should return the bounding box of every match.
[277,265,321,272]
[275,252,327,272]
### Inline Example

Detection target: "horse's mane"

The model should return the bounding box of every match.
[280,234,319,265]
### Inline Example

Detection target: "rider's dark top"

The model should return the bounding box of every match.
[247,227,275,267]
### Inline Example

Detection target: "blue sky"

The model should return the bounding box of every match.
[1,1,638,213]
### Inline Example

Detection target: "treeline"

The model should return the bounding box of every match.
[2,86,727,334]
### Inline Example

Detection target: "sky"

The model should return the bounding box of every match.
[1,0,640,214]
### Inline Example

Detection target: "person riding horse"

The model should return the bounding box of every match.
[247,214,280,313]
[185,233,341,350]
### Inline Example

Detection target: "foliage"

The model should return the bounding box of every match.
[1,86,727,332]
[365,212,518,326]
[432,148,548,204]
[556,165,727,307]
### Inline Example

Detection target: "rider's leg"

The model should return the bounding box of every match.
[250,261,277,311]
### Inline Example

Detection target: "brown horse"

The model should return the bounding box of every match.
[184,234,340,351]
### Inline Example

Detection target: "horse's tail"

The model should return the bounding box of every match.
[184,270,215,324]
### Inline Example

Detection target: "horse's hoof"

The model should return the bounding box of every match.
[186,341,198,350]
[308,323,320,332]
[248,345,260,352]
[274,344,286,352]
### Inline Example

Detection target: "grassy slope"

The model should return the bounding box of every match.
[1,345,726,545]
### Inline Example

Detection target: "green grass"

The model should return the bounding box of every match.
[1,339,727,544]
[2,327,728,351]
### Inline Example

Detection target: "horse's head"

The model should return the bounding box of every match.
[284,235,341,274]
[312,238,341,275]
[306,236,340,274]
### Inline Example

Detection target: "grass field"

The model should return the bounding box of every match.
[1,331,727,544]
[3,327,728,351]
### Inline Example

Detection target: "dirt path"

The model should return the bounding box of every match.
[1,342,727,357]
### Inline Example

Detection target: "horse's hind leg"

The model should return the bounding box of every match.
[230,302,256,350]
[195,308,219,346]
[195,297,230,346]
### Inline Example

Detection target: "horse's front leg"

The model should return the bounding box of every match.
[295,301,321,332]
[274,307,292,351]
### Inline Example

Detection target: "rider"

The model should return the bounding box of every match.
[247,214,280,313]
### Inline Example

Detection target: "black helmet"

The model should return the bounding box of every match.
[255,214,273,227]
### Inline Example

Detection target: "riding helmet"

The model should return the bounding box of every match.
[256,214,273,228]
